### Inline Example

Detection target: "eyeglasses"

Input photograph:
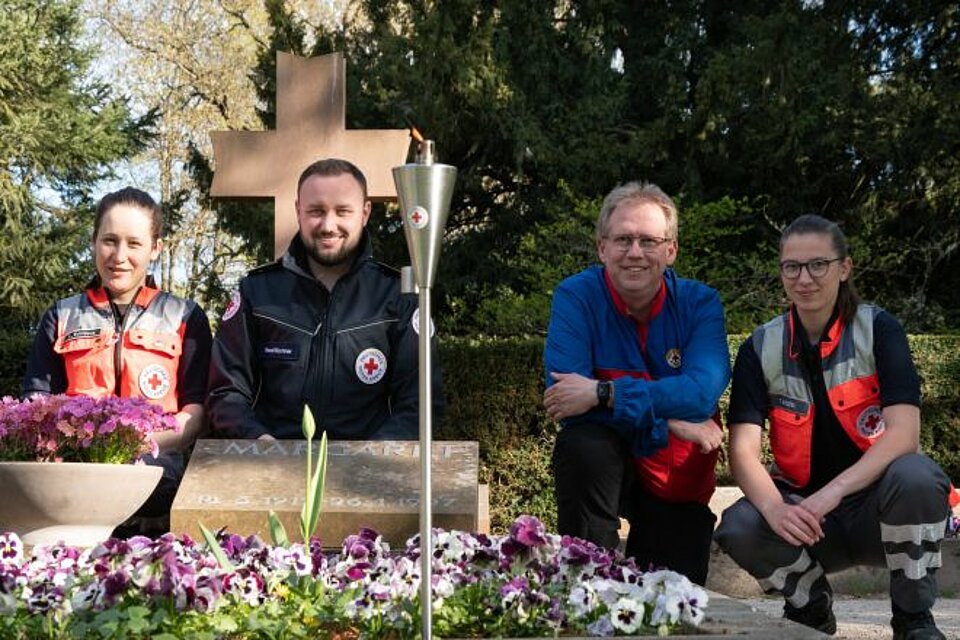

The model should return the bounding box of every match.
[604,234,672,254]
[779,257,843,279]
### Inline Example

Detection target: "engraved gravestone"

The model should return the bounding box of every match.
[170,439,480,547]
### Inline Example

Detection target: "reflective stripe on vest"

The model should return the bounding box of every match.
[753,304,882,489]
[52,287,186,413]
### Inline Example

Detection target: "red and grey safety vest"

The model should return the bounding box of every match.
[754,305,885,489]
[52,284,187,413]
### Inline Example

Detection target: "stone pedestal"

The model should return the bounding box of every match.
[171,439,480,547]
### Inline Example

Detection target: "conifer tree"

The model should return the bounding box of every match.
[0,0,150,335]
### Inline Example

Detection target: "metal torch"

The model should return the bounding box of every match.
[392,135,456,639]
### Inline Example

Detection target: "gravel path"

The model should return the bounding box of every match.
[744,597,960,639]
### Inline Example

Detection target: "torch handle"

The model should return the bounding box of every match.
[418,287,433,639]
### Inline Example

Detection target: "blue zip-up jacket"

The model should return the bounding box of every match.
[545,266,731,461]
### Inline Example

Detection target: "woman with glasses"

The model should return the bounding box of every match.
[715,214,957,640]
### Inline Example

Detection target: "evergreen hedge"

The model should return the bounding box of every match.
[0,331,30,399]
[1,333,956,534]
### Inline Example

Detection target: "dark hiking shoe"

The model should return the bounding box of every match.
[892,608,946,640]
[783,594,837,635]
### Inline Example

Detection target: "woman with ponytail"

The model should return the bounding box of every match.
[22,187,212,536]
[715,214,956,640]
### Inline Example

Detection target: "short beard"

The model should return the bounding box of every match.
[305,235,361,269]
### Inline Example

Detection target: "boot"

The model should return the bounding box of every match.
[891,605,946,640]
[783,592,837,635]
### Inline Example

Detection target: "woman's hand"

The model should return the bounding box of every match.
[799,484,844,523]
[762,501,824,547]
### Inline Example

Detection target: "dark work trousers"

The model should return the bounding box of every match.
[553,424,631,552]
[553,424,716,585]
[626,488,716,585]
[715,454,951,613]
[135,451,185,518]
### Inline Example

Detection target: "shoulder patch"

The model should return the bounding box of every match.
[222,290,242,322]
[856,405,886,439]
[411,307,436,337]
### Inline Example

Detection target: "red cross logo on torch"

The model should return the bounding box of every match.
[407,205,429,229]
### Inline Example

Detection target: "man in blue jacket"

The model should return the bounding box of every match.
[543,181,730,584]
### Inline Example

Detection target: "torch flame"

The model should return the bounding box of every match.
[410,126,425,143]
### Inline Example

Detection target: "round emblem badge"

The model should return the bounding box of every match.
[407,206,429,229]
[222,290,241,322]
[411,307,436,337]
[139,364,171,400]
[856,405,886,438]
[665,348,682,369]
[355,348,387,385]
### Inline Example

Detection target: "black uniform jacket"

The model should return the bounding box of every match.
[206,231,443,440]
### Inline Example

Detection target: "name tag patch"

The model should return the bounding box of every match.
[261,343,300,361]
[62,328,101,343]
[771,394,809,416]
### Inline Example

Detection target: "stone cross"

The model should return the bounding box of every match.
[210,51,410,258]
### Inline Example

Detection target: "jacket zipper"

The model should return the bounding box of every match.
[111,303,130,396]
[110,288,145,397]
[309,280,332,425]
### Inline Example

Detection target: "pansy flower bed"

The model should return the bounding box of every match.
[0,515,708,639]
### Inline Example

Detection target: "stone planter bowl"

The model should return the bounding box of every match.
[0,461,162,547]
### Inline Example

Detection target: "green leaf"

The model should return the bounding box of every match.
[268,509,289,547]
[301,430,328,542]
[198,522,235,571]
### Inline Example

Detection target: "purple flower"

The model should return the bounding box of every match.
[559,536,594,565]
[509,515,548,548]
[101,568,131,601]
[0,533,23,566]
[223,567,264,605]
[0,394,179,464]
[188,573,223,612]
[341,527,383,563]
[500,575,530,600]
[24,583,65,614]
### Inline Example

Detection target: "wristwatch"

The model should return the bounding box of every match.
[596,380,612,408]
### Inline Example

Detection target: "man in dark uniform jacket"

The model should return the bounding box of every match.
[207,158,442,440]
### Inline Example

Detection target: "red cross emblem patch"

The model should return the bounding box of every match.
[856,405,885,438]
[222,290,241,322]
[355,348,387,385]
[407,206,429,230]
[411,307,436,337]
[138,364,171,400]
